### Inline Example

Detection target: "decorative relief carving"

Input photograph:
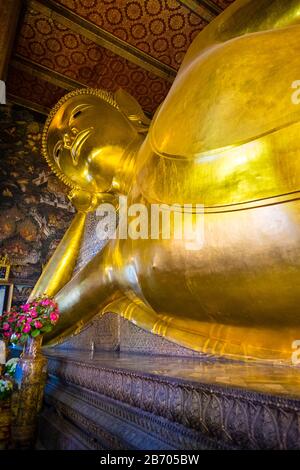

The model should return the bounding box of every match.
[55,313,208,356]
[46,356,300,450]
[120,317,207,357]
[42,378,224,450]
[73,210,111,274]
[55,313,120,351]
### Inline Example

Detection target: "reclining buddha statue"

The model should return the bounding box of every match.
[32,0,300,363]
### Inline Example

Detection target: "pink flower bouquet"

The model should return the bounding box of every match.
[0,297,60,345]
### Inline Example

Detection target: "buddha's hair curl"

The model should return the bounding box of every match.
[41,87,119,189]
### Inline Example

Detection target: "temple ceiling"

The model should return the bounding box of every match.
[7,0,234,116]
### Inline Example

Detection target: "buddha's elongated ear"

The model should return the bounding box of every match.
[115,88,151,133]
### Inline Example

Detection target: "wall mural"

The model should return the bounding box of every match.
[0,104,74,305]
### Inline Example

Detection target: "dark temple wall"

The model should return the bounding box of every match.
[0,104,74,305]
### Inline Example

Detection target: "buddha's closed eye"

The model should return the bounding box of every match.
[73,110,82,119]
[68,104,93,128]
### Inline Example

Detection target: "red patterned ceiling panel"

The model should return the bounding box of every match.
[16,9,171,113]
[55,0,207,70]
[7,66,66,109]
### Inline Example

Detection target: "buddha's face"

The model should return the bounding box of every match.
[46,93,137,193]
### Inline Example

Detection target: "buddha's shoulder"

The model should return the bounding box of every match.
[151,24,300,159]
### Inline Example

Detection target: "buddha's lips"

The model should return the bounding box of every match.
[71,127,93,166]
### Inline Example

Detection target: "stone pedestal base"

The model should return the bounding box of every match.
[38,351,300,450]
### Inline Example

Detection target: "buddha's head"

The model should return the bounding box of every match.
[42,88,150,203]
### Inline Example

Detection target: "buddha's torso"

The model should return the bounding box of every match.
[43,0,300,361]
[110,19,300,341]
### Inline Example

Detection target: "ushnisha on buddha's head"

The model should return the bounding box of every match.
[42,88,150,198]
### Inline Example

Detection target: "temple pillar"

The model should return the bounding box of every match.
[0,0,21,103]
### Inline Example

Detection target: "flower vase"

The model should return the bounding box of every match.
[0,339,9,376]
[23,335,43,358]
[12,335,47,449]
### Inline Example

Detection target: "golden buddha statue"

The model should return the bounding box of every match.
[34,0,300,363]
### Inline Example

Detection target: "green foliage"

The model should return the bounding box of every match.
[0,378,13,400]
[4,358,19,378]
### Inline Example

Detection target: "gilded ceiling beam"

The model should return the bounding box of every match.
[198,0,222,15]
[7,93,50,116]
[11,55,153,118]
[11,55,85,91]
[178,0,216,21]
[26,0,176,83]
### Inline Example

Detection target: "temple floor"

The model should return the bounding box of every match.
[38,350,300,450]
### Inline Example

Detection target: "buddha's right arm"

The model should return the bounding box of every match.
[28,211,87,301]
[28,192,117,302]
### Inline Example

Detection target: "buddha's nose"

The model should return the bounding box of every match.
[63,130,77,149]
